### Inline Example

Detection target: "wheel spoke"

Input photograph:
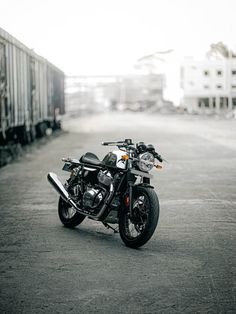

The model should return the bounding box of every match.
[62,204,76,219]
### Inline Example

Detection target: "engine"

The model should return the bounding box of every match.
[97,169,113,186]
[82,170,113,214]
[83,187,107,213]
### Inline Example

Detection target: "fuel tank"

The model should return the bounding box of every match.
[102,150,128,169]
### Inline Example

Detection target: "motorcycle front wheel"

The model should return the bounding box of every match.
[119,186,159,248]
[58,197,85,228]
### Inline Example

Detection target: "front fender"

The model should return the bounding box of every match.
[135,183,154,189]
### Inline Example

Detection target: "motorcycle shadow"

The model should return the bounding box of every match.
[59,222,178,254]
[61,222,121,245]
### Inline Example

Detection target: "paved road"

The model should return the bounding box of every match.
[0,113,235,314]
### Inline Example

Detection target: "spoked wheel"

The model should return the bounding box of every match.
[58,197,85,228]
[119,186,159,248]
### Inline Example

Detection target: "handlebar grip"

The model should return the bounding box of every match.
[101,141,125,146]
[155,153,163,162]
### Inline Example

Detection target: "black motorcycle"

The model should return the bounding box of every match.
[47,139,163,248]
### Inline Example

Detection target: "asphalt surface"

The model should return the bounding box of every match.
[0,112,235,314]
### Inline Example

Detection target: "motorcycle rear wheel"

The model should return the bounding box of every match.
[119,186,159,248]
[58,197,85,228]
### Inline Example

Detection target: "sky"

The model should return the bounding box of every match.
[1,0,236,103]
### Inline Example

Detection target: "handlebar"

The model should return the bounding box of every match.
[101,141,124,146]
[102,139,134,146]
[154,152,163,163]
[101,139,163,162]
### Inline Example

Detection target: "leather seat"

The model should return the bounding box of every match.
[80,152,102,166]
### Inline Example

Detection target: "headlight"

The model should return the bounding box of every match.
[138,152,155,172]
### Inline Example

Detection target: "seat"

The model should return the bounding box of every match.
[80,152,102,166]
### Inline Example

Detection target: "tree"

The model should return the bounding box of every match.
[134,50,174,74]
[208,42,236,58]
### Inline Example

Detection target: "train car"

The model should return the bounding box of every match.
[0,27,64,145]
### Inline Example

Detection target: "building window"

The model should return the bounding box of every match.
[220,97,227,108]
[204,85,209,89]
[217,70,222,76]
[213,98,216,108]
[232,70,236,75]
[216,85,222,89]
[203,70,209,76]
[198,98,209,108]
[233,98,236,107]
[232,85,236,89]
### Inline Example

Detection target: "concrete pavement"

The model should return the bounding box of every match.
[0,112,235,313]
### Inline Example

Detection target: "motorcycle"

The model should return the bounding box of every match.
[47,139,163,248]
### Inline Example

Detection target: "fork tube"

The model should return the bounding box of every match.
[129,183,133,219]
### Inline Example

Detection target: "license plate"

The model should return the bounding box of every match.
[62,162,73,172]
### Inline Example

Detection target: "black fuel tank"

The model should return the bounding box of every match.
[102,152,117,168]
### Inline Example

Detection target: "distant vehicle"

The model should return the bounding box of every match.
[0,27,64,145]
[48,139,164,248]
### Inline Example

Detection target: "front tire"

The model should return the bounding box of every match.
[58,197,85,228]
[119,186,159,248]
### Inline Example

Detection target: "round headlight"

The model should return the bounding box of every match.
[138,152,155,172]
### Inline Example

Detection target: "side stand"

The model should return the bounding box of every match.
[102,222,119,233]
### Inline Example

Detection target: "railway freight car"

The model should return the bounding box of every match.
[0,27,64,145]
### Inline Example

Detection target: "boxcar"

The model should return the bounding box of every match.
[0,27,64,145]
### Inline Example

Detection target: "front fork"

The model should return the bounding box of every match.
[127,176,150,219]
[129,183,133,219]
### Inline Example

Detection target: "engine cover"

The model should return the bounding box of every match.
[97,170,113,186]
[83,188,106,211]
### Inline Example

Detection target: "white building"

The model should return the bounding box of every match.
[180,56,236,113]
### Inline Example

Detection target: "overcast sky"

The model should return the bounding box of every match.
[1,0,236,102]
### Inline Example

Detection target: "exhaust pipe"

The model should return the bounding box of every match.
[47,172,115,220]
[47,172,78,209]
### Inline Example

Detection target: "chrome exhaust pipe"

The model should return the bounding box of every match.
[47,172,78,209]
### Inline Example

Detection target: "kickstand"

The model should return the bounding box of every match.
[102,222,119,233]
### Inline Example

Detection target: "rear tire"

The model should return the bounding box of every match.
[119,186,159,248]
[58,197,85,228]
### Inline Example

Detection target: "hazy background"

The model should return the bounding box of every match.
[1,0,236,104]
